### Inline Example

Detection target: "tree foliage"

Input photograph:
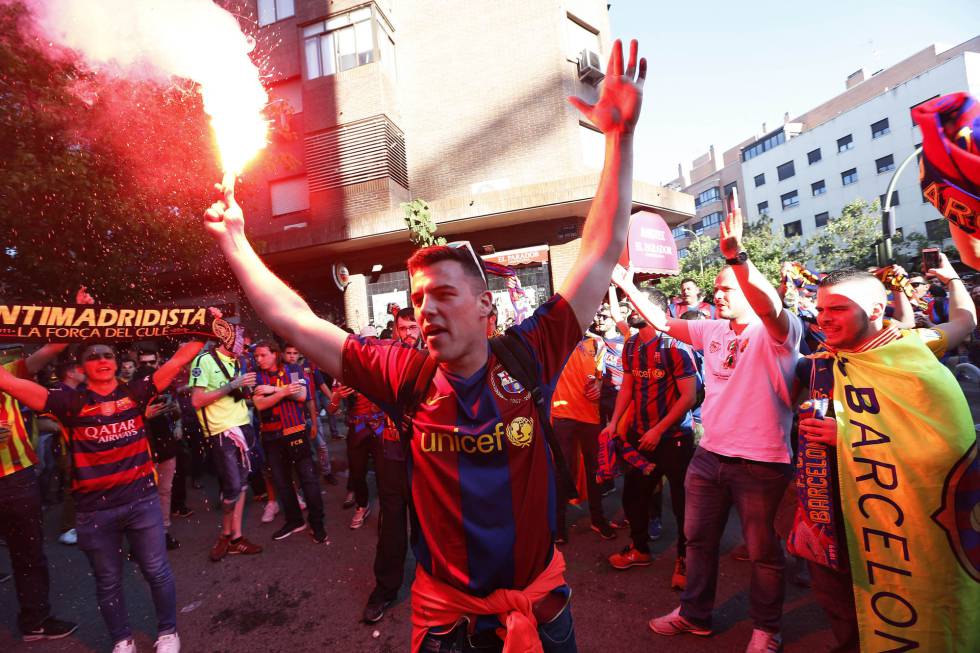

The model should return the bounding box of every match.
[0,1,276,304]
[401,199,446,248]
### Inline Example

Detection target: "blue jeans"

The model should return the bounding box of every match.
[680,447,791,633]
[76,495,177,644]
[419,604,576,652]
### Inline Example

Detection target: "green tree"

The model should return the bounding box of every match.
[804,199,925,271]
[401,199,446,248]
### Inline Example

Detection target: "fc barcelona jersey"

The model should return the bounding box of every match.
[44,375,158,512]
[341,295,581,596]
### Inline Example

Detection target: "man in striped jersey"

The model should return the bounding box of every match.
[0,338,204,653]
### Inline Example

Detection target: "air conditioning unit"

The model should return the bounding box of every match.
[577,49,604,86]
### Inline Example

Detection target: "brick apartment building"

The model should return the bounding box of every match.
[218,0,692,331]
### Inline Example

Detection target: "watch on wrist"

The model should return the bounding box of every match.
[725,250,749,265]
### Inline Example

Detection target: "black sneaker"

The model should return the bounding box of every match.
[22,616,78,642]
[272,522,308,541]
[363,598,392,623]
[171,507,194,518]
[165,533,180,550]
[591,521,616,540]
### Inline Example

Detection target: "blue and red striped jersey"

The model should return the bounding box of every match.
[254,363,308,438]
[341,295,581,597]
[44,375,158,512]
[622,334,696,436]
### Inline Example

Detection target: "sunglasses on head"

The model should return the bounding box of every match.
[910,281,928,287]
[85,351,116,362]
[447,241,488,286]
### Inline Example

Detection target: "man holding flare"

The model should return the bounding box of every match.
[202,40,646,652]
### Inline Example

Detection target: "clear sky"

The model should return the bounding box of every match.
[609,0,979,185]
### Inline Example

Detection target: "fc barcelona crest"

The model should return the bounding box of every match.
[489,364,530,404]
[932,441,980,582]
[99,401,117,417]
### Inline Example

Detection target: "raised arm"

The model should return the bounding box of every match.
[928,253,977,349]
[24,286,94,375]
[611,264,693,345]
[718,208,790,342]
[204,189,348,381]
[153,341,205,393]
[0,365,49,411]
[560,39,646,332]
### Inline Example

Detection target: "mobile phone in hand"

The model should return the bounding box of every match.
[922,248,940,271]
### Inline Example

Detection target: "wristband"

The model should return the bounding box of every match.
[946,277,963,284]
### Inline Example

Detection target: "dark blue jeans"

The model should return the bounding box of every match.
[680,447,792,633]
[420,605,577,652]
[76,494,177,644]
[0,467,51,633]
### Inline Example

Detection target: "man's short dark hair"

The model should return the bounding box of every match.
[819,268,877,288]
[407,245,487,290]
[680,309,704,320]
[680,277,699,287]
[396,307,416,322]
[55,359,81,381]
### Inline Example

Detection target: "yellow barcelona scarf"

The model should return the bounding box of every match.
[826,333,979,652]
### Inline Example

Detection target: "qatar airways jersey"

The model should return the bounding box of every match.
[44,375,158,512]
[341,295,581,597]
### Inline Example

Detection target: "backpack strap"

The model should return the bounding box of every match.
[490,333,578,500]
[395,350,440,445]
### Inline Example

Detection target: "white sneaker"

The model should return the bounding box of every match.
[112,638,136,653]
[261,502,279,523]
[745,628,782,653]
[59,528,77,545]
[297,493,307,511]
[350,505,371,529]
[154,632,180,653]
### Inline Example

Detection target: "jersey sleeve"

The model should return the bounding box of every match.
[671,345,696,380]
[621,337,636,375]
[43,385,81,423]
[509,294,583,385]
[341,335,423,416]
[188,355,213,389]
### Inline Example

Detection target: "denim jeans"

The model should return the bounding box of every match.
[76,494,177,644]
[419,603,577,652]
[0,467,51,633]
[265,430,324,530]
[680,447,791,633]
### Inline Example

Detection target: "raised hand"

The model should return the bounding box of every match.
[203,182,246,243]
[568,39,646,136]
[719,206,744,260]
[926,252,957,284]
[76,286,95,305]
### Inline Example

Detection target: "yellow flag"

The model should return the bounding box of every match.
[832,333,979,652]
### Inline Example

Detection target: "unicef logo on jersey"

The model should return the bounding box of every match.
[506,417,534,448]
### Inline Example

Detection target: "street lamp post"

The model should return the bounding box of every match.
[680,227,704,276]
[879,145,923,266]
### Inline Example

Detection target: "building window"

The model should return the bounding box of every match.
[841,168,858,185]
[304,7,385,79]
[879,191,900,207]
[757,201,769,216]
[741,129,786,161]
[258,0,294,26]
[807,148,822,165]
[784,220,802,237]
[579,123,604,170]
[270,176,310,216]
[876,154,895,174]
[776,160,796,181]
[723,181,738,198]
[871,118,890,139]
[702,211,724,227]
[811,179,826,196]
[925,218,950,242]
[837,134,854,153]
[678,248,690,258]
[694,186,721,208]
[672,227,687,239]
[781,190,799,209]
[269,78,303,113]
[815,212,829,228]
[754,173,766,187]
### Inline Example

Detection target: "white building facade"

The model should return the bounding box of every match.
[740,50,980,243]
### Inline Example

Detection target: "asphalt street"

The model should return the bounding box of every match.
[0,425,841,653]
